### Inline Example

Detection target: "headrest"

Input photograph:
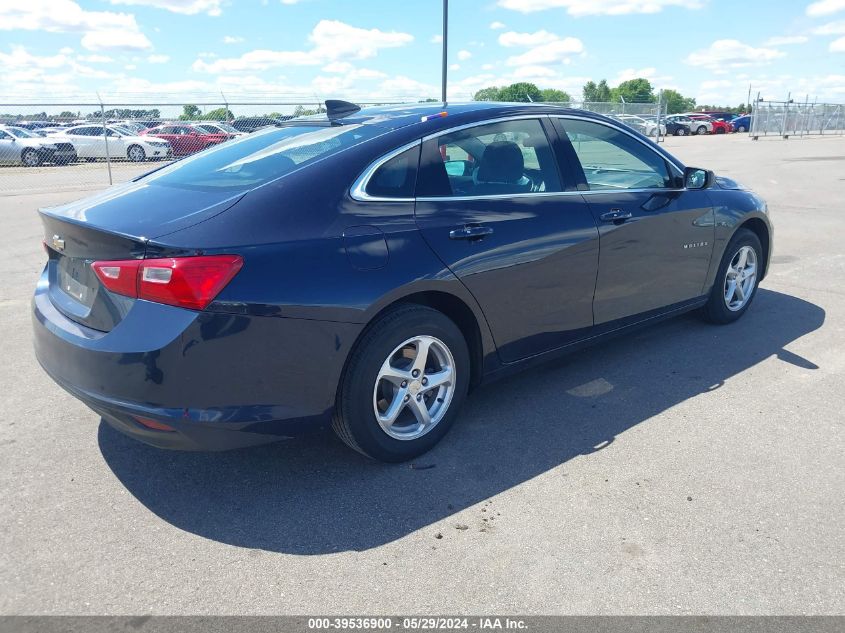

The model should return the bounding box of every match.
[476,141,524,184]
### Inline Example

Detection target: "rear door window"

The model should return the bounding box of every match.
[418,118,561,197]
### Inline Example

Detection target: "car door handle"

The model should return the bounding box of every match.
[600,209,633,223]
[449,226,494,240]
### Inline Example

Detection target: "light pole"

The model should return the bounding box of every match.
[441,0,448,103]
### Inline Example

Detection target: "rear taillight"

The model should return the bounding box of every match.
[91,255,242,310]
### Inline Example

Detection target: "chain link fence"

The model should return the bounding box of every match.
[1,98,672,196]
[750,100,845,139]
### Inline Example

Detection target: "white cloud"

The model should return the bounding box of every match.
[764,35,809,45]
[497,0,701,16]
[308,19,413,60]
[449,63,461,71]
[431,34,443,43]
[831,36,845,51]
[511,65,556,78]
[0,0,153,51]
[490,21,506,29]
[505,37,584,66]
[813,20,845,34]
[78,54,113,63]
[82,30,152,51]
[107,0,223,16]
[322,61,354,73]
[481,63,495,70]
[806,0,845,17]
[223,35,244,44]
[685,39,784,70]
[0,45,120,96]
[193,49,317,73]
[498,30,560,47]
[457,49,472,60]
[193,20,413,73]
[612,66,673,87]
[281,0,302,4]
[496,28,584,67]
[147,54,170,63]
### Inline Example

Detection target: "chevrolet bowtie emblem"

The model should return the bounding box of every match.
[51,235,65,251]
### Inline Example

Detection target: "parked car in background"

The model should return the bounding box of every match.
[731,115,752,133]
[613,114,665,137]
[195,121,246,137]
[231,116,293,133]
[142,123,231,156]
[0,125,77,166]
[32,100,772,461]
[12,121,56,131]
[684,114,714,135]
[113,121,149,135]
[700,111,736,122]
[664,115,692,136]
[51,125,172,162]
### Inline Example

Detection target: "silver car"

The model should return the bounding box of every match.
[0,125,77,166]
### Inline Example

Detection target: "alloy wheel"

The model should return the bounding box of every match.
[372,335,456,441]
[723,245,758,311]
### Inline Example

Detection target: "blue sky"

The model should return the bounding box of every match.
[1,0,844,111]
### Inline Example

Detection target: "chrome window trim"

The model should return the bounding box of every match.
[416,188,686,203]
[350,113,691,204]
[421,114,550,142]
[349,139,421,203]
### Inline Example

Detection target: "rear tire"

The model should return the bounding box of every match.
[675,127,686,136]
[696,125,707,135]
[702,229,763,324]
[333,304,470,462]
[736,125,747,133]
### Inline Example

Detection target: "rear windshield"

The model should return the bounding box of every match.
[144,124,383,191]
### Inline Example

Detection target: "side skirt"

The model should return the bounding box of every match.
[480,296,708,386]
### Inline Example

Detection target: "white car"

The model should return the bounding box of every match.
[0,125,77,166]
[679,114,713,135]
[615,114,666,137]
[195,122,246,137]
[49,124,172,162]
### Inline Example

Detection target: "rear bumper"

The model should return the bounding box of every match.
[32,268,361,450]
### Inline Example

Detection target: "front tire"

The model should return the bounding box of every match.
[675,127,686,136]
[333,305,470,462]
[736,125,747,133]
[702,229,762,324]
[21,148,43,167]
[127,145,146,162]
[696,125,707,135]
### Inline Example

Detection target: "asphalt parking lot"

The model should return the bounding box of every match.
[1,134,843,615]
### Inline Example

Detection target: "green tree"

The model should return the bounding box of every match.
[473,86,502,101]
[662,89,696,114]
[539,88,570,102]
[583,79,611,102]
[202,107,234,121]
[497,82,542,102]
[611,78,656,103]
[179,104,202,120]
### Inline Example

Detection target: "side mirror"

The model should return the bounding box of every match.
[684,167,714,190]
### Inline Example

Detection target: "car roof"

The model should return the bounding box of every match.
[294,101,629,135]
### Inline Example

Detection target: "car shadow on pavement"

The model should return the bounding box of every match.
[98,288,824,554]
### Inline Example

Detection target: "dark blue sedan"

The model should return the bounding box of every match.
[33,101,772,461]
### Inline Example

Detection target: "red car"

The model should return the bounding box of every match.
[688,114,733,135]
[141,123,233,156]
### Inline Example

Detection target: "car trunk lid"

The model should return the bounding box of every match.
[39,181,244,331]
